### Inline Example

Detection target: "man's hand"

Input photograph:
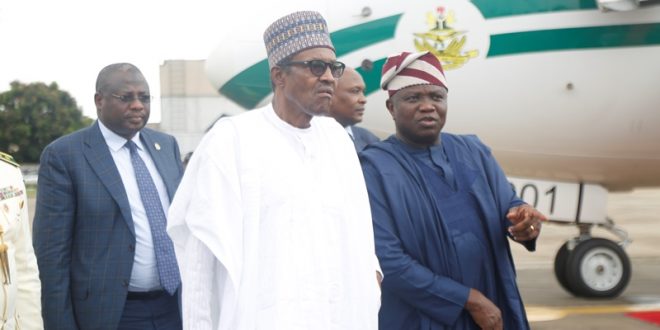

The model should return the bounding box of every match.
[376,271,383,288]
[507,204,547,241]
[465,289,502,330]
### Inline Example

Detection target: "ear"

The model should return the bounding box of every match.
[94,92,103,109]
[271,66,286,89]
[386,98,395,119]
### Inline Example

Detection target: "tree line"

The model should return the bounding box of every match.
[0,81,92,163]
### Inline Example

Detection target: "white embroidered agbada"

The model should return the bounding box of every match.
[168,105,380,329]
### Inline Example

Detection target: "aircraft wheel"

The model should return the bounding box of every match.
[565,238,631,298]
[553,242,573,293]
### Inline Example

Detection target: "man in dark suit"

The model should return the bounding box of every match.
[33,63,184,329]
[329,67,380,152]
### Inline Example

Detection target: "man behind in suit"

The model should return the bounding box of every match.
[33,63,184,330]
[329,67,380,152]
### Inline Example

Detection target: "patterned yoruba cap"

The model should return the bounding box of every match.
[380,51,448,96]
[263,11,335,69]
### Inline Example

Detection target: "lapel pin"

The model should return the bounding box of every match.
[154,143,161,151]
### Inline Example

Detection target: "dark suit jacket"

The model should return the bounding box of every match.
[352,126,380,152]
[33,121,183,330]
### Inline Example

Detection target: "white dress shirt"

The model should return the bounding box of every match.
[98,120,170,292]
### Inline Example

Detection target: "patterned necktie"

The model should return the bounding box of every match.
[126,140,180,295]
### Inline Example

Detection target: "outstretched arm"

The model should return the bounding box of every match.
[471,135,546,250]
[507,204,547,242]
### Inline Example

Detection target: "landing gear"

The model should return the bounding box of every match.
[553,218,632,298]
[554,242,572,293]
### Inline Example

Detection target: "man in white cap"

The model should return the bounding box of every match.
[167,11,380,329]
[360,51,546,330]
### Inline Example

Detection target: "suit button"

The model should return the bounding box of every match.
[122,280,129,287]
[128,244,135,252]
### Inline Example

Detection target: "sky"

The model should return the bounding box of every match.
[0,0,323,122]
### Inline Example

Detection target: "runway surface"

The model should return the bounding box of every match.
[512,188,660,329]
[26,185,660,328]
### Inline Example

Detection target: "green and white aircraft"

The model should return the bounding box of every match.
[205,0,660,299]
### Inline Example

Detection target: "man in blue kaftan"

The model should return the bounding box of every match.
[360,51,547,330]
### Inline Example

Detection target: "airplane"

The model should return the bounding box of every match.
[203,0,660,298]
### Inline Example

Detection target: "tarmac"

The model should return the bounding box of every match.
[512,188,660,329]
[26,183,660,329]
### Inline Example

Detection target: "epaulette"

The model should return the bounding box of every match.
[0,151,19,167]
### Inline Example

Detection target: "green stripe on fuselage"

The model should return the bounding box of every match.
[488,22,660,57]
[333,14,402,56]
[471,0,597,19]
[219,60,271,109]
[357,58,386,96]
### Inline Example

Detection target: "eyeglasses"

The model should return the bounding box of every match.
[283,60,346,78]
[110,93,153,104]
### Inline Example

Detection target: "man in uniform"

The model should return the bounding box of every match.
[0,151,42,329]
